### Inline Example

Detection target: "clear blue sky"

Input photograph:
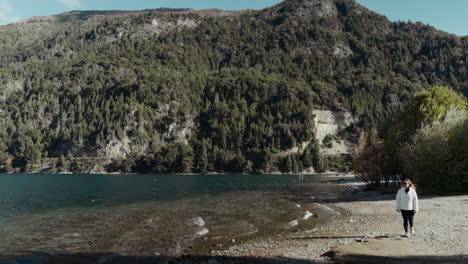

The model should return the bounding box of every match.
[0,0,466,36]
[356,0,467,36]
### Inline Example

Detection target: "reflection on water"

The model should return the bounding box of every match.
[0,174,347,256]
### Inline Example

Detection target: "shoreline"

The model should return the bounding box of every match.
[0,174,355,260]
[0,174,355,263]
[2,175,466,263]
[1,171,352,177]
[209,180,468,263]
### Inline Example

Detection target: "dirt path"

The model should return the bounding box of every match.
[213,181,468,263]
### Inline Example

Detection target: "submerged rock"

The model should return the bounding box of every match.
[209,219,258,237]
[303,211,314,219]
[188,216,205,227]
[287,220,299,228]
[195,228,210,237]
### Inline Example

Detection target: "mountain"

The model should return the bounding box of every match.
[0,0,466,174]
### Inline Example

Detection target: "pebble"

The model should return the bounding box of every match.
[212,191,468,261]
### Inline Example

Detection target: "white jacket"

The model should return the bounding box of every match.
[395,187,419,212]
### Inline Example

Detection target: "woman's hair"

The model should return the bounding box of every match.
[402,179,416,190]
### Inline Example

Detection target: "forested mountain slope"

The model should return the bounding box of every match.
[0,0,466,173]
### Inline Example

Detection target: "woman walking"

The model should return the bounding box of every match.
[395,179,419,237]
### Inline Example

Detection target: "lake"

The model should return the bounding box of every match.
[0,173,349,257]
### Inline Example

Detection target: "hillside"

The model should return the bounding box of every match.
[0,0,466,174]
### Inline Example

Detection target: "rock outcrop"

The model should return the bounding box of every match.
[313,110,356,156]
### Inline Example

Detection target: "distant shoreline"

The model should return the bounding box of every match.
[1,171,353,176]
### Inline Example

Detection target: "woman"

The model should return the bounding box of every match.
[395,179,419,237]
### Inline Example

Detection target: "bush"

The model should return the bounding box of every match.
[399,108,468,192]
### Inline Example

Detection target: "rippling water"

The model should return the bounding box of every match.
[0,173,347,257]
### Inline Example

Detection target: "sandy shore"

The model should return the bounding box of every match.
[208,179,468,263]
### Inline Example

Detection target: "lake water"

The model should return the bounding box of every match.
[0,173,348,258]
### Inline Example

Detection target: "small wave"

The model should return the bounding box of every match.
[313,203,340,215]
[303,210,314,219]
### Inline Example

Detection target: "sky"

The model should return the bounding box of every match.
[0,0,466,36]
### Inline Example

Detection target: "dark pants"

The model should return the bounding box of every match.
[401,210,415,232]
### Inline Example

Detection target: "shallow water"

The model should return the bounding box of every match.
[0,174,347,257]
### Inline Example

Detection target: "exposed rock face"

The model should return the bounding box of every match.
[283,109,356,157]
[295,0,338,18]
[143,17,199,37]
[313,110,356,155]
[100,137,133,158]
[166,117,194,145]
[99,136,146,158]
[333,43,354,57]
[101,16,200,43]
[0,80,24,101]
[314,110,354,128]
[285,141,311,154]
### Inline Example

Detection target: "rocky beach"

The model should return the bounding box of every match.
[210,178,468,264]
[1,175,467,264]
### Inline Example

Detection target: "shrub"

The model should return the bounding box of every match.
[400,108,468,192]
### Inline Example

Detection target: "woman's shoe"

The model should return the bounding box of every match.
[410,227,415,235]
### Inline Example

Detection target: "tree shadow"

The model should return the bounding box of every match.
[331,253,468,264]
[0,252,321,264]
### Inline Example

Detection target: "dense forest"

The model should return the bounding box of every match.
[0,0,466,174]
[353,86,467,192]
